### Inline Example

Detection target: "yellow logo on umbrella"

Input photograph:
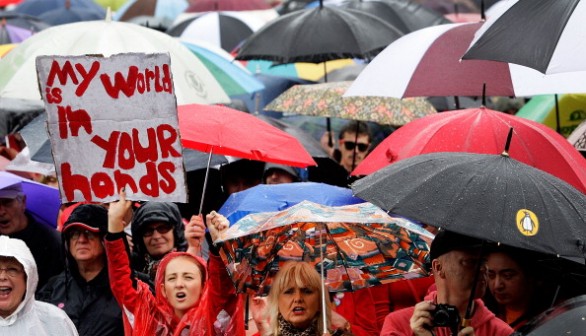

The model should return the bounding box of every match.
[516,209,539,236]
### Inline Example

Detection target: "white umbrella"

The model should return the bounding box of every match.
[0,15,230,105]
[345,22,586,99]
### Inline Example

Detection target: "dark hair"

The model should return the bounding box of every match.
[338,121,371,141]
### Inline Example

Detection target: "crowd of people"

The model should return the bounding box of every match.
[0,117,583,336]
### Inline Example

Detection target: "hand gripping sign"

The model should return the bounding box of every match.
[36,53,187,203]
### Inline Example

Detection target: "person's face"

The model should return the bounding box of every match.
[161,256,202,318]
[339,133,370,172]
[487,252,531,308]
[278,281,320,329]
[0,257,26,318]
[143,222,175,258]
[67,228,105,264]
[441,249,487,299]
[0,196,27,235]
[265,169,295,185]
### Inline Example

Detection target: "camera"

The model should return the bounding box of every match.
[432,304,461,335]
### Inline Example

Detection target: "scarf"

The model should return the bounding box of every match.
[277,315,318,336]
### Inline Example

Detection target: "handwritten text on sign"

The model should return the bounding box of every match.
[36,53,187,203]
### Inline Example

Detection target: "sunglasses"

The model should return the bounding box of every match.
[143,223,173,237]
[342,141,369,152]
[68,229,98,240]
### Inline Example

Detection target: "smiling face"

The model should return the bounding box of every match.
[277,281,320,329]
[0,257,26,318]
[161,256,203,319]
[0,196,28,235]
[143,221,175,258]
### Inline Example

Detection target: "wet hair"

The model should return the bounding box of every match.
[338,121,371,142]
[267,261,332,335]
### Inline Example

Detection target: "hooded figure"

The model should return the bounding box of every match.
[0,235,78,335]
[130,202,187,284]
[37,204,123,336]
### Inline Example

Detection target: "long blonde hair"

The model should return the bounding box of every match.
[267,261,332,335]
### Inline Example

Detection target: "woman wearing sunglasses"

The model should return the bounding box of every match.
[129,201,188,287]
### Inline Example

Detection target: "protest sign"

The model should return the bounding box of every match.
[36,53,187,203]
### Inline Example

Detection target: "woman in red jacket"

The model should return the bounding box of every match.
[106,189,243,336]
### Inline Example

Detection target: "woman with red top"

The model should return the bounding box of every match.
[105,189,244,336]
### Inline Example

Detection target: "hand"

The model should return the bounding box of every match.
[458,326,475,336]
[207,211,229,243]
[320,131,336,157]
[409,301,435,336]
[250,296,270,334]
[185,215,206,256]
[330,310,349,330]
[108,189,132,233]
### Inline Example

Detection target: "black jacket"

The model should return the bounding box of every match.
[37,266,123,336]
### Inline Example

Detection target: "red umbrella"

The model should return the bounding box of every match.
[178,104,316,212]
[185,0,270,12]
[351,107,586,194]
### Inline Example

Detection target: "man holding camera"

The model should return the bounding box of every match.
[380,230,513,336]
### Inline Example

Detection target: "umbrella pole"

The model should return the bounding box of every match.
[463,242,486,329]
[323,62,334,147]
[351,122,359,171]
[555,94,561,134]
[198,149,213,216]
[319,223,328,335]
[454,96,461,110]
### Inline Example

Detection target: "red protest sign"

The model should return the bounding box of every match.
[36,53,187,203]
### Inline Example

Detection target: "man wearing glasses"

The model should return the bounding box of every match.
[0,181,62,292]
[38,204,123,336]
[322,121,372,174]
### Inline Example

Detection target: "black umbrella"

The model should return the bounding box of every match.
[235,0,403,64]
[463,0,583,74]
[351,151,586,261]
[340,0,450,34]
[513,295,586,336]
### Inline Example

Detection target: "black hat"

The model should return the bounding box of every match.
[430,230,485,260]
[63,204,108,235]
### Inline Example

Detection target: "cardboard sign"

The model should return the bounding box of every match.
[36,53,187,203]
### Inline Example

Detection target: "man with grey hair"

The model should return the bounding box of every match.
[0,181,62,292]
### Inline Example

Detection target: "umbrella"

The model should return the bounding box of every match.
[463,0,586,74]
[0,17,230,105]
[14,0,105,17]
[0,12,50,44]
[515,94,586,138]
[168,12,266,52]
[516,295,586,336]
[0,171,60,228]
[255,114,329,158]
[244,59,359,82]
[265,81,437,126]
[350,107,586,194]
[215,200,433,294]
[345,22,586,99]
[218,182,364,224]
[115,0,187,24]
[0,97,44,138]
[93,0,128,11]
[352,151,586,261]
[181,40,265,97]
[568,120,586,154]
[185,0,271,12]
[178,104,316,212]
[339,0,450,34]
[38,3,105,25]
[235,1,403,64]
[317,63,367,83]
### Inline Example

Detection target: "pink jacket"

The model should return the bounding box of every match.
[380,291,513,336]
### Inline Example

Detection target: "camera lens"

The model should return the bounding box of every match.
[433,309,450,326]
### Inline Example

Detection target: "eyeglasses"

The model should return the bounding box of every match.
[0,266,23,278]
[68,229,98,240]
[143,223,173,237]
[342,141,370,152]
[0,198,19,207]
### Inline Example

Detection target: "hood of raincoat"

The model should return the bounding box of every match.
[131,202,187,261]
[0,235,37,326]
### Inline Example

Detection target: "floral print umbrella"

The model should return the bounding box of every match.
[214,200,433,294]
[264,81,436,126]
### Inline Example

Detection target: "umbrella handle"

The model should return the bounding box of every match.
[198,149,213,216]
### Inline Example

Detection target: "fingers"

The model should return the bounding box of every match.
[458,326,475,336]
[409,301,435,336]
